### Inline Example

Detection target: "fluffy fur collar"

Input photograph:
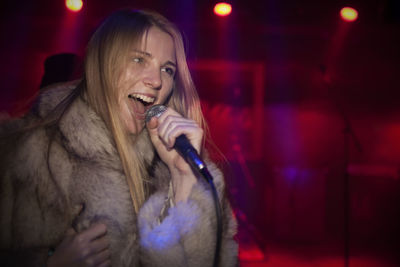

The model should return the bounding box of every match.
[35,81,155,166]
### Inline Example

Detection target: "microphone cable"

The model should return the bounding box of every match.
[198,165,222,267]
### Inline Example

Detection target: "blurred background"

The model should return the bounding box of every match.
[1,0,399,266]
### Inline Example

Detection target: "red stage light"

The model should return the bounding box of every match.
[340,7,358,22]
[214,2,232,17]
[66,0,83,12]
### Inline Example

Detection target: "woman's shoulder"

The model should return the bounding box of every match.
[0,82,79,179]
[0,118,49,186]
[0,81,78,158]
[33,80,81,118]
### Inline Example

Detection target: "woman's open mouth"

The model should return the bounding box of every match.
[128,93,155,116]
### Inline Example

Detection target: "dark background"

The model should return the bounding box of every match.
[1,0,399,266]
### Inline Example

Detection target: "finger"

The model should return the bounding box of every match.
[146,116,162,142]
[146,116,158,130]
[158,116,198,146]
[77,203,85,215]
[97,259,112,267]
[158,116,196,147]
[72,203,86,229]
[147,106,180,133]
[146,117,165,149]
[71,203,85,217]
[88,235,110,254]
[158,115,196,135]
[79,223,107,242]
[168,125,202,153]
[164,122,199,149]
[155,107,183,136]
[89,248,111,266]
[65,227,77,237]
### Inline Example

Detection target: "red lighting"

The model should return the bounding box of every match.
[66,0,83,12]
[340,7,358,22]
[214,2,232,17]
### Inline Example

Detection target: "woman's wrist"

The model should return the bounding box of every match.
[170,168,197,203]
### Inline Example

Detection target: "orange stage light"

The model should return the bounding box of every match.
[214,2,232,17]
[340,7,358,22]
[66,0,83,12]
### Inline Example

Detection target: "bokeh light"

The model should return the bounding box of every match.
[214,2,232,17]
[340,7,358,22]
[65,0,83,13]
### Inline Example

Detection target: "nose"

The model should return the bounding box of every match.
[143,66,162,90]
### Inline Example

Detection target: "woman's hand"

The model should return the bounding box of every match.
[146,107,203,202]
[46,223,111,267]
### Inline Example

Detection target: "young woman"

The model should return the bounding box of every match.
[0,9,237,267]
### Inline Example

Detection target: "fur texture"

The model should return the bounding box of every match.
[0,83,238,266]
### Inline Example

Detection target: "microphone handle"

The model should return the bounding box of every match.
[174,135,206,171]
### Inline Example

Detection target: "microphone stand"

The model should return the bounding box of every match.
[321,67,363,267]
[342,110,363,267]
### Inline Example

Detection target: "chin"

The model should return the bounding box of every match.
[127,122,145,135]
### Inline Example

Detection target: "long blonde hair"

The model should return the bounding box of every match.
[82,9,207,213]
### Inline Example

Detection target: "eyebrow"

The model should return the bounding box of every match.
[165,60,177,68]
[132,49,151,57]
[132,49,176,68]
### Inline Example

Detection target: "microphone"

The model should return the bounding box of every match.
[145,104,207,173]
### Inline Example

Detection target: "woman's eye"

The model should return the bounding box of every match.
[162,67,175,77]
[133,57,143,63]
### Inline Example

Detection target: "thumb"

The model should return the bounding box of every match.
[146,117,159,136]
[64,227,77,237]
[146,116,166,150]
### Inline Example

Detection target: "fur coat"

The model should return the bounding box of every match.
[0,83,238,266]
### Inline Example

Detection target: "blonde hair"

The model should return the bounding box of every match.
[82,9,207,213]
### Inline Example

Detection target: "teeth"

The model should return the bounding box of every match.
[129,93,155,104]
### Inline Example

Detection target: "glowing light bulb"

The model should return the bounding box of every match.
[214,2,232,17]
[66,0,83,13]
[340,7,358,22]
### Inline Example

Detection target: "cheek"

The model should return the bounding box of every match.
[162,80,174,99]
[160,88,172,104]
[117,71,135,101]
[116,75,127,100]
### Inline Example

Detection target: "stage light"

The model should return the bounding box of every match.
[340,7,358,22]
[214,2,232,17]
[66,0,83,12]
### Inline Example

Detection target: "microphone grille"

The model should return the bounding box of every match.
[145,104,167,123]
